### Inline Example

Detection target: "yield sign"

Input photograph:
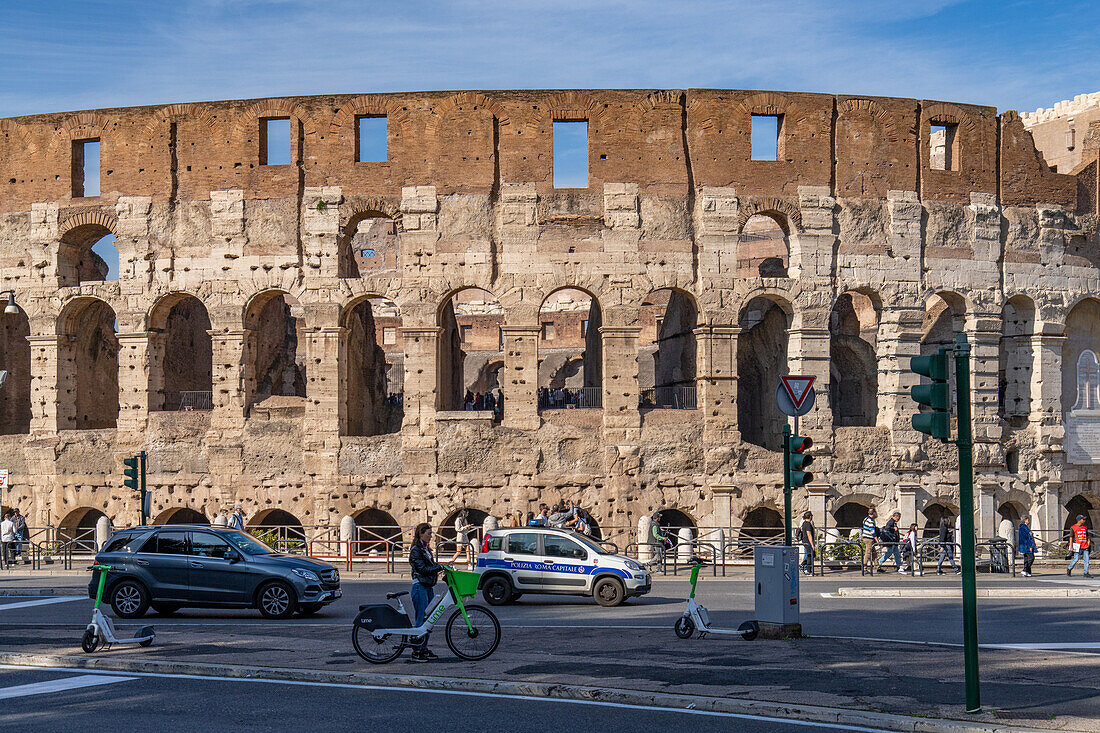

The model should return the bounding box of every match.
[780,375,816,410]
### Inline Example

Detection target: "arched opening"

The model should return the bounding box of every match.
[438,289,504,412]
[538,288,602,410]
[0,304,31,434]
[737,296,790,449]
[59,226,120,286]
[639,289,698,409]
[1064,495,1094,535]
[997,501,1022,526]
[353,508,401,556]
[829,292,878,427]
[739,214,789,278]
[1062,300,1100,465]
[922,503,956,539]
[58,298,119,430]
[342,297,401,436]
[155,507,210,525]
[58,507,107,551]
[655,508,695,530]
[249,508,305,552]
[741,506,783,540]
[340,213,399,279]
[244,291,307,409]
[150,294,213,411]
[999,296,1035,428]
[438,508,490,552]
[832,502,870,535]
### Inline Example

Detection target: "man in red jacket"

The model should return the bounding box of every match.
[1067,515,1091,578]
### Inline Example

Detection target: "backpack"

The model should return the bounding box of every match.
[794,526,803,543]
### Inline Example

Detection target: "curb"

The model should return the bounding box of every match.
[0,651,1073,733]
[836,587,1100,598]
[0,588,86,597]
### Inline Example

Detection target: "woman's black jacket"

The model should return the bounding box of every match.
[410,543,444,587]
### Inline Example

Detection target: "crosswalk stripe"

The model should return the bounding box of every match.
[0,596,85,611]
[0,674,135,699]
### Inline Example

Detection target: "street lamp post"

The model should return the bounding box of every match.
[1,290,19,316]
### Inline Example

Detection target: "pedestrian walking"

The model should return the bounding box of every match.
[11,508,26,563]
[1067,514,1091,578]
[797,511,816,575]
[937,516,961,575]
[0,512,14,568]
[228,505,245,531]
[878,511,903,572]
[449,509,472,565]
[1017,515,1037,577]
[900,522,919,574]
[409,522,444,662]
[861,508,878,575]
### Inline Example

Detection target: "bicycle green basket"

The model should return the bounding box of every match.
[447,568,482,599]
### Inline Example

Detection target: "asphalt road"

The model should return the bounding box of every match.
[3,574,1097,649]
[0,666,890,732]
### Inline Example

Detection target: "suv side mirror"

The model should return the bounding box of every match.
[223,548,240,562]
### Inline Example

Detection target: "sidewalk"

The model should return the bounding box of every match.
[1,610,1096,731]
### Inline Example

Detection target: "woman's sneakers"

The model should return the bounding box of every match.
[411,648,439,663]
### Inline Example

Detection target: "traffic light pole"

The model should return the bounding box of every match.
[139,450,147,526]
[953,333,980,713]
[782,423,792,547]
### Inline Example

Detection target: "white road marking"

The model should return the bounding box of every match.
[0,664,888,732]
[817,635,1100,655]
[0,596,85,611]
[0,674,135,700]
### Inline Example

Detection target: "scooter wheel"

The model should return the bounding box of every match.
[738,620,759,642]
[81,629,100,654]
[674,616,695,639]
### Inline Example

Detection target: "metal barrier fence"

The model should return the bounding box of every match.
[539,386,602,409]
[639,385,698,410]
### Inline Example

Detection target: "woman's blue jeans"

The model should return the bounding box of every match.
[410,582,435,650]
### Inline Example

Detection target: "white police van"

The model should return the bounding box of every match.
[475,527,650,607]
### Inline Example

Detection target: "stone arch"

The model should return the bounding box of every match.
[60,113,111,142]
[999,294,1036,425]
[0,119,35,155]
[232,99,316,144]
[0,302,31,435]
[837,98,900,143]
[58,507,108,550]
[437,287,503,411]
[339,208,401,278]
[438,507,490,550]
[57,297,119,430]
[146,103,217,135]
[996,500,1025,526]
[57,214,118,286]
[331,95,412,135]
[341,296,401,436]
[737,200,801,235]
[638,287,698,408]
[738,212,790,278]
[737,294,792,450]
[353,507,402,556]
[538,287,602,409]
[740,506,783,540]
[830,291,879,427]
[655,507,696,529]
[148,293,213,411]
[1062,298,1100,418]
[921,501,958,539]
[243,289,307,408]
[429,92,511,129]
[832,500,871,534]
[154,507,209,525]
[249,508,305,549]
[1064,495,1094,534]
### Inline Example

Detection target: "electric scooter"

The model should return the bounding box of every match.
[674,561,759,640]
[82,564,155,653]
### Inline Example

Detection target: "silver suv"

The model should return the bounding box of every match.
[475,527,650,607]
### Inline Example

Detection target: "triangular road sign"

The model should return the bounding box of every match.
[780,375,816,410]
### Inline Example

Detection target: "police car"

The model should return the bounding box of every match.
[475,527,650,607]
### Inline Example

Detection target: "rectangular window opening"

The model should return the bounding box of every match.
[382,327,397,346]
[72,139,100,197]
[357,115,387,163]
[460,325,472,344]
[260,118,291,166]
[542,322,556,341]
[582,319,589,337]
[553,120,588,188]
[929,122,959,171]
[750,114,781,161]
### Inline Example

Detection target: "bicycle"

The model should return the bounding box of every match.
[352,566,501,664]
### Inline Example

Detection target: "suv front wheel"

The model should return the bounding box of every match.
[110,579,150,618]
[257,581,298,619]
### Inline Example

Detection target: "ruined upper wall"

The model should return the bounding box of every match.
[0,89,1077,211]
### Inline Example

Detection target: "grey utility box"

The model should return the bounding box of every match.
[754,545,800,627]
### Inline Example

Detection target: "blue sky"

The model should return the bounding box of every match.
[0,1,1096,117]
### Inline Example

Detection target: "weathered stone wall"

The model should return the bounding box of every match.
[0,89,1095,540]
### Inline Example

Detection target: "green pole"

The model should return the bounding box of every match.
[139,451,147,527]
[782,423,792,547]
[954,333,981,713]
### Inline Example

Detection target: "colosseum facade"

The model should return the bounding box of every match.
[1,88,1098,544]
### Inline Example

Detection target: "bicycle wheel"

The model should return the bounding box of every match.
[445,604,500,661]
[352,619,406,664]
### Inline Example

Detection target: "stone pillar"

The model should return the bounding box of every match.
[210,190,246,260]
[302,186,342,277]
[208,329,250,434]
[95,515,112,552]
[696,325,739,442]
[303,322,344,450]
[400,326,440,475]
[796,185,836,279]
[638,515,653,562]
[977,485,997,539]
[897,481,919,528]
[145,329,167,412]
[786,327,832,436]
[968,323,1003,481]
[501,325,539,430]
[1030,333,1066,453]
[1037,205,1066,267]
[116,331,152,434]
[878,293,924,458]
[886,191,922,281]
[600,326,641,442]
[807,484,828,528]
[1035,485,1064,542]
[27,334,63,433]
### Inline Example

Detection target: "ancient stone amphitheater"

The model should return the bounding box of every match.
[1,89,1098,547]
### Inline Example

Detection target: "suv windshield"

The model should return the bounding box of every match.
[223,530,276,555]
[568,533,608,554]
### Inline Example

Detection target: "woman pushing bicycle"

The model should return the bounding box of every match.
[409,522,445,662]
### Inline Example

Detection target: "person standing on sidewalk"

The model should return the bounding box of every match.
[878,511,903,572]
[798,511,816,575]
[1067,515,1092,578]
[1017,515,1037,577]
[0,512,14,568]
[11,508,26,564]
[228,505,245,531]
[901,523,919,575]
[937,516,961,575]
[409,522,444,662]
[861,508,878,575]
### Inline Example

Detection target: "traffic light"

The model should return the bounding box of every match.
[787,434,814,488]
[123,455,140,492]
[911,348,951,440]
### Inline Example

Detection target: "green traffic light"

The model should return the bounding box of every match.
[910,352,948,380]
[787,434,814,488]
[911,382,950,409]
[123,455,140,492]
[912,412,950,440]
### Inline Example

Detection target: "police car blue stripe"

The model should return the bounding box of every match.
[477,557,633,580]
